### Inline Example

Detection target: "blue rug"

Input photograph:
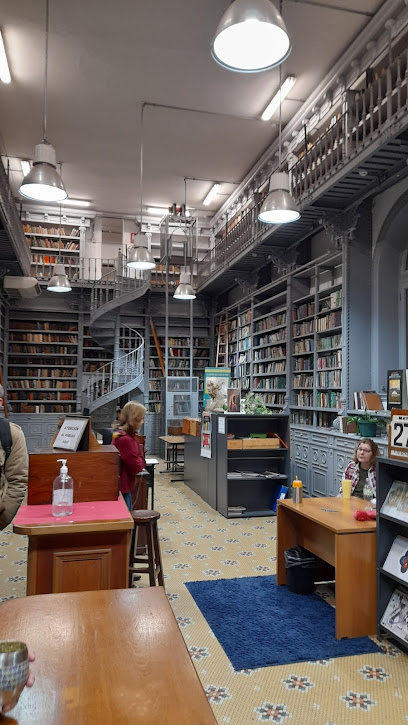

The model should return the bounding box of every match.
[185,575,381,670]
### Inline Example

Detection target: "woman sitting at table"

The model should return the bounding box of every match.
[338,438,378,498]
[112,402,146,511]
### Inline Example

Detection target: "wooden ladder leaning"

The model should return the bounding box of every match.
[150,319,165,376]
[215,314,228,368]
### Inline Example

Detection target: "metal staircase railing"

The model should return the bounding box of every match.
[86,325,144,412]
[86,254,151,413]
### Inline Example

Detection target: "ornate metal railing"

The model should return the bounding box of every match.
[196,45,408,288]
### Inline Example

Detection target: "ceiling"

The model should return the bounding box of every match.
[0,0,385,225]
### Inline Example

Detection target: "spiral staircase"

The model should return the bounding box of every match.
[85,264,150,428]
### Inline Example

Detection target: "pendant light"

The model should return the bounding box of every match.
[258,62,300,225]
[174,270,196,300]
[127,104,156,270]
[212,0,291,73]
[47,204,71,292]
[19,0,67,202]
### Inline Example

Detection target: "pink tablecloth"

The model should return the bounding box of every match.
[14,497,129,526]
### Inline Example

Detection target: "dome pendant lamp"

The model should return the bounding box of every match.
[127,104,156,271]
[212,0,291,73]
[19,0,67,202]
[47,263,72,292]
[258,62,300,225]
[174,270,196,300]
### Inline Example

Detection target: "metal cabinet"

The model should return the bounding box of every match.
[9,414,60,452]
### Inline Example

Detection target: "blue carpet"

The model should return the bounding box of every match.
[185,575,381,670]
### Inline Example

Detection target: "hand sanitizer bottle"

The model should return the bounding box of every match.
[52,459,74,517]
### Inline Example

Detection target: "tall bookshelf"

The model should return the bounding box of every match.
[252,281,287,411]
[7,312,79,413]
[290,254,343,427]
[82,324,113,373]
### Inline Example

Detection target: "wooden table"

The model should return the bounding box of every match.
[13,498,134,595]
[277,496,376,639]
[160,435,185,480]
[0,588,217,725]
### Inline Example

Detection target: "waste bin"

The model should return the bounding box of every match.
[284,546,316,595]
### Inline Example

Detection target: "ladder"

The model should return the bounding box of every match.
[215,314,228,368]
[150,318,165,376]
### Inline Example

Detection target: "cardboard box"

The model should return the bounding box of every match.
[189,418,201,437]
[227,439,243,450]
[241,438,280,449]
[182,418,191,435]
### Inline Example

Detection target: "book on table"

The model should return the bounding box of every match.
[381,480,408,522]
[380,588,408,642]
[382,536,408,582]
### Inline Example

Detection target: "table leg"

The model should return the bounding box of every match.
[335,531,376,639]
[276,504,300,586]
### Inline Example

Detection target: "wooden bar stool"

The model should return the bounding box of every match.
[129,510,164,588]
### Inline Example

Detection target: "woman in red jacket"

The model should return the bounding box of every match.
[112,401,146,511]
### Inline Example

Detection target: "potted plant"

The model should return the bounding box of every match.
[356,414,377,438]
[346,415,359,434]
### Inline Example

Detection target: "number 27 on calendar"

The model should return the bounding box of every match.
[389,410,408,460]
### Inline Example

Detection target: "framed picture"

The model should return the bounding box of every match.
[227,387,240,413]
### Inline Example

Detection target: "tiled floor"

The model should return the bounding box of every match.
[1,467,408,724]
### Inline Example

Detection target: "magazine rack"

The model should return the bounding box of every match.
[377,457,408,653]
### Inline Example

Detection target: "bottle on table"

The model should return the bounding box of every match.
[292,476,303,504]
[52,459,74,517]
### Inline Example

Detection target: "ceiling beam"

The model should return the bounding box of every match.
[287,0,374,17]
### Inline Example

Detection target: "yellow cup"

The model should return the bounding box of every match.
[342,478,352,499]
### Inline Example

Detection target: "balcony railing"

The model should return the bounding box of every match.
[196,45,408,288]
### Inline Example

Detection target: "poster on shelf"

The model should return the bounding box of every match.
[202,368,230,411]
[200,412,212,458]
[387,370,408,409]
[383,536,408,581]
[380,479,408,522]
[227,387,241,413]
[388,409,408,461]
[380,588,408,643]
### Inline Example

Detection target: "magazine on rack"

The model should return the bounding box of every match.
[383,536,408,582]
[380,588,408,643]
[380,480,408,522]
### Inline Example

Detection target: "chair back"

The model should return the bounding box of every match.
[102,428,113,445]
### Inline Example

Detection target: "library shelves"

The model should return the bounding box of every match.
[215,413,290,518]
[82,325,113,373]
[23,222,81,281]
[377,457,408,655]
[7,312,79,414]
[252,282,287,411]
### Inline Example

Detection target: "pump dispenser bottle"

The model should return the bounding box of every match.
[52,459,74,517]
[292,476,303,504]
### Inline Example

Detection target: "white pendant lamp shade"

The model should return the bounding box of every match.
[174,271,196,300]
[47,263,72,292]
[212,0,291,73]
[258,171,300,224]
[19,142,67,202]
[127,233,156,270]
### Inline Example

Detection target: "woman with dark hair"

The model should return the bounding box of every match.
[112,401,146,511]
[338,438,379,498]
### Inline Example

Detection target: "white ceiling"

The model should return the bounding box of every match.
[0,0,384,223]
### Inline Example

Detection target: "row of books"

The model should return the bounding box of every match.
[257,392,285,406]
[8,392,75,401]
[316,391,341,408]
[293,302,315,321]
[253,361,286,374]
[8,380,76,389]
[255,330,286,346]
[9,368,76,378]
[254,346,286,361]
[317,351,342,369]
[9,403,75,413]
[294,357,313,371]
[23,224,80,237]
[316,370,342,388]
[28,238,79,250]
[9,345,77,354]
[9,322,77,332]
[9,333,77,343]
[254,312,287,332]
[293,374,313,388]
[294,339,314,354]
[353,389,383,410]
[253,376,286,391]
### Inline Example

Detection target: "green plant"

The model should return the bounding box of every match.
[243,392,273,415]
[357,414,378,423]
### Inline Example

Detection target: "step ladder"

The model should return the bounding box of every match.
[150,318,165,376]
[215,314,228,368]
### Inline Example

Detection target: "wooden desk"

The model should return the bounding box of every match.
[13,498,133,595]
[277,496,376,639]
[0,588,217,725]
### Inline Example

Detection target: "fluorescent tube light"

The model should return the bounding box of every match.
[59,198,90,207]
[261,76,296,121]
[20,160,31,177]
[203,183,221,206]
[0,31,11,84]
[147,206,169,215]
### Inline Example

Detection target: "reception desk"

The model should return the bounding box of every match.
[14,497,134,595]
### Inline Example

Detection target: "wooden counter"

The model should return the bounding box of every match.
[0,588,217,724]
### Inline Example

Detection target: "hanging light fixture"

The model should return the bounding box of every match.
[47,263,72,292]
[212,0,291,73]
[174,269,196,300]
[127,104,156,270]
[19,0,67,202]
[259,62,300,225]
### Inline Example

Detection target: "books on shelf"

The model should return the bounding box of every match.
[381,480,408,522]
[380,587,408,643]
[353,389,383,411]
[383,536,408,582]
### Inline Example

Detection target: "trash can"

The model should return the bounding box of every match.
[284,546,316,595]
